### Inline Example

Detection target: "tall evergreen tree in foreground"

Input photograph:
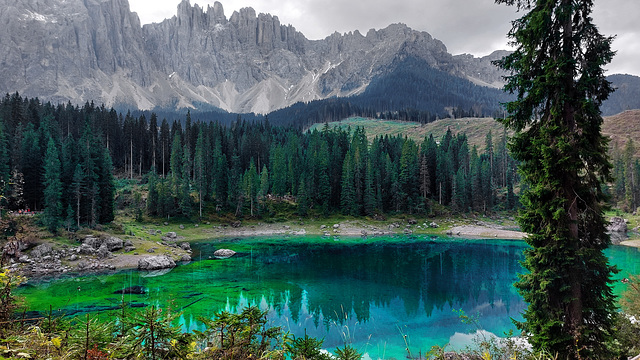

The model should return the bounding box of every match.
[494,0,617,358]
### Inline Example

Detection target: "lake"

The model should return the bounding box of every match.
[16,235,640,359]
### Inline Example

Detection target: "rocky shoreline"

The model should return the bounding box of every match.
[6,216,633,278]
[5,233,193,278]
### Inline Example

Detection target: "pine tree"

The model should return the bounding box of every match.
[147,170,159,216]
[178,145,192,217]
[297,178,308,217]
[243,159,259,217]
[194,128,206,218]
[340,151,356,215]
[623,138,636,211]
[169,132,183,195]
[495,0,618,357]
[71,164,85,229]
[42,137,62,232]
[259,165,269,199]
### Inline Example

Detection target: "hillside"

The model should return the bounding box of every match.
[306,116,507,147]
[603,110,640,154]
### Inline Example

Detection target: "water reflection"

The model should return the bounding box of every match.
[25,235,628,358]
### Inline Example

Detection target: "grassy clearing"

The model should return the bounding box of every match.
[306,116,508,148]
[603,110,640,156]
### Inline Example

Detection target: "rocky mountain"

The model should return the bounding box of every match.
[0,0,507,114]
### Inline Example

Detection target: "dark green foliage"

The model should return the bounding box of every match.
[42,136,62,232]
[495,0,618,358]
[196,306,283,360]
[287,332,332,360]
[334,345,363,360]
[119,305,190,360]
[0,93,519,222]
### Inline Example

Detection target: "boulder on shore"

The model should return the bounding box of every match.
[30,243,53,258]
[607,217,628,244]
[83,236,124,251]
[138,255,176,270]
[213,249,236,259]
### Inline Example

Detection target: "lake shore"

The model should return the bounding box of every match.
[99,217,528,271]
[15,214,637,276]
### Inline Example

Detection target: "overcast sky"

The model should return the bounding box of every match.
[128,0,640,76]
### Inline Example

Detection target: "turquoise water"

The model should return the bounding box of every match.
[16,236,640,359]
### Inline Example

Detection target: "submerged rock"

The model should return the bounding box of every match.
[114,285,146,295]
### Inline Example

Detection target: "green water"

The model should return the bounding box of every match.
[16,235,640,359]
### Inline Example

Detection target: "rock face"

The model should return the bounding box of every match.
[138,255,176,270]
[0,0,504,114]
[607,217,628,244]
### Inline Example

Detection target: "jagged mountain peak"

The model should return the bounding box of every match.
[0,0,507,114]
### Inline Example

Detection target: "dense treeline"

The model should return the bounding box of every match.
[0,93,115,231]
[611,138,640,212]
[0,93,519,225]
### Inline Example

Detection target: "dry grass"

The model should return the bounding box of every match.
[307,117,508,148]
[603,110,640,157]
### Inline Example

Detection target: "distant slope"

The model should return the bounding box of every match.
[307,117,507,148]
[309,111,640,153]
[602,75,640,116]
[603,110,640,154]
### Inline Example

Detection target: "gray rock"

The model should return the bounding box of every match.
[607,217,628,244]
[104,237,124,251]
[213,249,236,259]
[165,232,177,239]
[3,240,31,256]
[124,239,134,247]
[96,244,112,259]
[77,243,96,255]
[180,255,192,262]
[138,256,176,271]
[179,242,191,251]
[429,222,439,228]
[83,236,102,249]
[31,243,53,258]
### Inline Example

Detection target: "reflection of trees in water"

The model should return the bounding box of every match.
[18,238,526,334]
[247,240,526,324]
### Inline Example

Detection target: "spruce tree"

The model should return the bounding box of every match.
[495,0,617,357]
[42,137,62,232]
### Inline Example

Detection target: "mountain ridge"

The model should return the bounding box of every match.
[0,0,507,114]
[1,0,637,117]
